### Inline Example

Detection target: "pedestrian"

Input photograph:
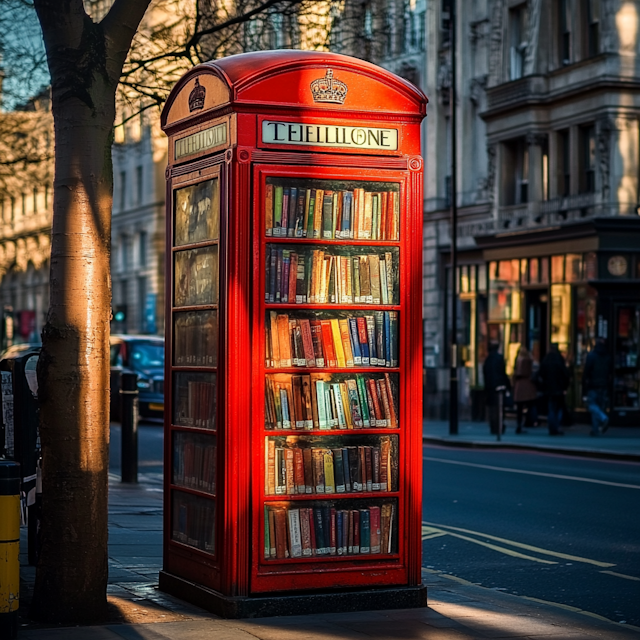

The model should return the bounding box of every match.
[538,343,570,435]
[483,342,511,435]
[582,338,611,436]
[512,346,538,433]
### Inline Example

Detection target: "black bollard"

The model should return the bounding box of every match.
[120,372,139,483]
[0,460,20,639]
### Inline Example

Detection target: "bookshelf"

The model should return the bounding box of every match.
[160,50,427,617]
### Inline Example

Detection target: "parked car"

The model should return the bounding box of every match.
[110,335,165,421]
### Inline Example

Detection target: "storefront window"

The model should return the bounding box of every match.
[540,257,549,284]
[520,259,528,285]
[551,255,564,283]
[565,254,582,282]
[575,285,597,367]
[550,283,572,356]
[613,305,640,410]
[585,252,598,280]
[529,258,539,284]
[489,260,522,321]
[478,263,487,293]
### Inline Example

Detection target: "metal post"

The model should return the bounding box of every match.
[120,372,139,483]
[497,387,504,442]
[0,461,20,639]
[449,0,459,435]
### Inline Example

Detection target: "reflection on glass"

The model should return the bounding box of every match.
[175,246,219,307]
[551,256,564,283]
[172,490,215,553]
[565,254,582,283]
[173,431,217,494]
[264,177,401,241]
[173,372,217,429]
[174,179,219,246]
[265,245,399,306]
[174,310,218,366]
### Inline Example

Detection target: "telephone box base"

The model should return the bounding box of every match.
[159,570,427,619]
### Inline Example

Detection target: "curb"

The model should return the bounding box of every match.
[423,436,640,463]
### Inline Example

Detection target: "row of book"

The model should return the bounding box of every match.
[264,503,396,559]
[265,184,399,241]
[265,312,398,369]
[174,379,217,429]
[265,439,395,496]
[265,248,397,305]
[172,494,216,554]
[265,373,398,430]
[174,311,218,367]
[173,433,217,493]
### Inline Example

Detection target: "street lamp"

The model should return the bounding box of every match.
[449,0,458,435]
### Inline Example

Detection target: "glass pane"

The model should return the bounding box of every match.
[265,372,399,431]
[263,498,398,560]
[265,310,398,370]
[173,372,217,429]
[173,431,217,494]
[174,179,219,246]
[529,258,539,284]
[550,284,571,355]
[489,260,521,321]
[265,245,399,305]
[265,434,399,497]
[171,490,215,554]
[551,255,564,283]
[565,254,582,283]
[264,177,400,241]
[613,305,640,409]
[174,246,219,307]
[174,310,218,366]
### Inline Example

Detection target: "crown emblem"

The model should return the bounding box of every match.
[310,69,348,104]
[189,78,206,112]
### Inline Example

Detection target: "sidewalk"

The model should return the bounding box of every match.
[18,473,640,639]
[424,420,640,461]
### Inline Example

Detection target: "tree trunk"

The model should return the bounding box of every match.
[30,0,151,622]
[31,87,115,624]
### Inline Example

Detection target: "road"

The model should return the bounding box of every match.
[109,420,164,482]
[423,445,640,627]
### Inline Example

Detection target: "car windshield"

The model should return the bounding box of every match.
[130,342,165,368]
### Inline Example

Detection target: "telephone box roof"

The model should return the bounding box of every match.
[162,50,427,131]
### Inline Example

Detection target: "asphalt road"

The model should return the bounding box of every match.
[109,420,164,481]
[423,445,640,627]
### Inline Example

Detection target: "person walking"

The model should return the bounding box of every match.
[483,342,511,435]
[582,338,611,436]
[538,343,570,435]
[512,346,538,433]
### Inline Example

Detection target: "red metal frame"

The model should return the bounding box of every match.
[161,51,427,603]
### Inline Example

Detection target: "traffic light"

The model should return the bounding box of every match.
[113,305,127,324]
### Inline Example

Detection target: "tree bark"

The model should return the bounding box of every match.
[31,0,150,623]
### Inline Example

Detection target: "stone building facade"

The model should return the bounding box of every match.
[421,0,640,425]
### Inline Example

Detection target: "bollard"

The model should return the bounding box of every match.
[496,386,505,442]
[120,372,139,483]
[0,461,20,639]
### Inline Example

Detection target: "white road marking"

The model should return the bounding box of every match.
[423,455,640,489]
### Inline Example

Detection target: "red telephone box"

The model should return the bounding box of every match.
[160,50,427,617]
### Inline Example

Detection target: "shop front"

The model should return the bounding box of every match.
[455,218,640,426]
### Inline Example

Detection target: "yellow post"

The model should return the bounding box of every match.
[0,461,20,640]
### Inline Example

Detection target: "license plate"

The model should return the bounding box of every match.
[149,403,164,412]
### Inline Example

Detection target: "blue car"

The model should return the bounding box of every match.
[110,335,164,421]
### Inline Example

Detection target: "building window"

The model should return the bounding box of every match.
[44,186,49,209]
[120,170,126,210]
[441,0,451,45]
[584,0,600,57]
[509,5,527,81]
[579,124,596,193]
[136,165,143,206]
[541,137,550,201]
[21,193,26,217]
[139,230,147,267]
[10,197,15,221]
[122,235,132,270]
[33,187,38,214]
[138,275,147,333]
[502,138,529,205]
[558,129,570,197]
[559,0,571,65]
